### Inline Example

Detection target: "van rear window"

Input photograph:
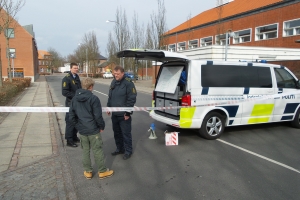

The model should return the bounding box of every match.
[201,65,272,88]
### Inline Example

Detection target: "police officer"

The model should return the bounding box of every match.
[107,66,137,160]
[62,63,82,147]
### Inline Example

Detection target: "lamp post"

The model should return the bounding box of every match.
[225,30,234,61]
[106,20,124,67]
[9,52,15,77]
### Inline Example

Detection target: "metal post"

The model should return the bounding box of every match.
[225,32,229,61]
[146,60,148,80]
[12,57,14,77]
[86,48,88,77]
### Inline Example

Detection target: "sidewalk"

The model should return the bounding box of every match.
[0,76,76,199]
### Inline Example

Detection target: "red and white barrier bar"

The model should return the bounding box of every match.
[0,92,297,113]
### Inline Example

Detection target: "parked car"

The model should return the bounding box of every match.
[103,72,114,79]
[125,72,138,80]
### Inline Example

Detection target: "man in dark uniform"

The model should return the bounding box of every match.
[62,63,82,147]
[107,66,137,160]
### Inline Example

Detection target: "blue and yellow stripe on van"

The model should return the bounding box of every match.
[179,107,196,128]
[281,103,300,120]
[248,104,274,124]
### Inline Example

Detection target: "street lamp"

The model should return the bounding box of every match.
[9,52,15,77]
[225,30,234,61]
[106,20,124,67]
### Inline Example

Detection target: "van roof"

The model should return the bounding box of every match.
[117,49,188,62]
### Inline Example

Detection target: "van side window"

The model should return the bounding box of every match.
[201,65,272,88]
[274,68,297,88]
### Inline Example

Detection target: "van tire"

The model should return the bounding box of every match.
[291,108,300,128]
[199,112,225,140]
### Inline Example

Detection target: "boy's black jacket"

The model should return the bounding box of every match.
[69,89,105,135]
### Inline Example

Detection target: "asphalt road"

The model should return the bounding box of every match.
[47,74,300,200]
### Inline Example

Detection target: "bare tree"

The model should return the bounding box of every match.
[81,31,100,74]
[47,47,64,73]
[0,0,25,82]
[106,32,118,65]
[150,0,167,49]
[130,11,145,82]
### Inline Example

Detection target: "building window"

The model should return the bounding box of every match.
[177,42,186,51]
[201,36,213,46]
[39,60,42,65]
[215,34,229,46]
[233,29,251,44]
[188,40,198,49]
[283,18,300,37]
[255,23,278,41]
[5,28,15,38]
[168,44,176,52]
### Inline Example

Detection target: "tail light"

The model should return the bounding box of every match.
[181,94,191,106]
[152,91,155,100]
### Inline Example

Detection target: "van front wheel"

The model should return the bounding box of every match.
[199,112,225,140]
[291,108,300,128]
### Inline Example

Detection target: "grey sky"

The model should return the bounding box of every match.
[18,0,216,58]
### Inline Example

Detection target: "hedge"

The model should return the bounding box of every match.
[0,78,31,106]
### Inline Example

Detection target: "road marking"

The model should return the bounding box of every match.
[217,139,300,174]
[93,90,107,96]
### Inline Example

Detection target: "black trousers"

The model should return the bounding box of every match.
[111,115,133,155]
[65,112,78,141]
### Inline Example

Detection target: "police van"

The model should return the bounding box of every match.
[117,49,300,139]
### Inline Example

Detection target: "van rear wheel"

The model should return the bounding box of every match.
[199,112,225,140]
[291,108,300,128]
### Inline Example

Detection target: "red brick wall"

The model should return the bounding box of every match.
[0,10,38,80]
[167,3,300,48]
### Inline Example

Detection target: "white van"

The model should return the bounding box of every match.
[117,49,300,139]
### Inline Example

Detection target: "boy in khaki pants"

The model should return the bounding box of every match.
[69,77,113,179]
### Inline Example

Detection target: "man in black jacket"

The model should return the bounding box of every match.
[62,63,81,147]
[107,66,137,160]
[69,77,114,180]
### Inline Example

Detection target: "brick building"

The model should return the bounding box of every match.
[164,0,300,50]
[0,9,38,81]
[160,0,300,76]
[38,50,52,74]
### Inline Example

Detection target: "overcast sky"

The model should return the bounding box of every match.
[18,0,216,58]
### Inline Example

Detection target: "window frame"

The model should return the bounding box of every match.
[255,23,278,41]
[201,65,272,88]
[283,18,300,37]
[274,68,297,89]
[200,36,213,47]
[177,42,186,51]
[188,39,198,49]
[5,28,15,38]
[215,34,230,46]
[168,44,176,52]
[233,28,252,44]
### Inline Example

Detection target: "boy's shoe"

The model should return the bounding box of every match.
[99,169,114,179]
[84,171,93,179]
